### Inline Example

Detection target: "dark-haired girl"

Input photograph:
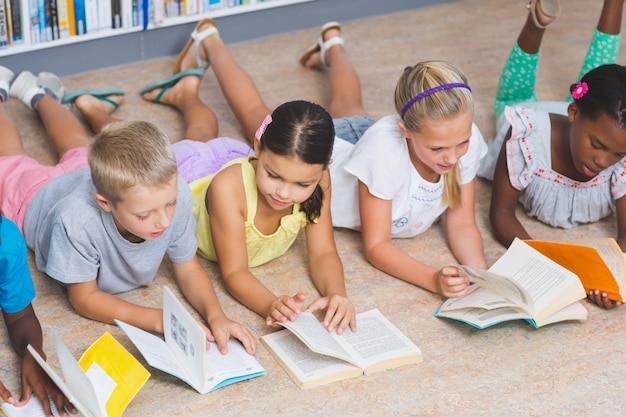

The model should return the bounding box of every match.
[110,19,357,333]
[479,0,626,308]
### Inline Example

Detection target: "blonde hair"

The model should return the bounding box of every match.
[88,120,177,204]
[394,61,474,208]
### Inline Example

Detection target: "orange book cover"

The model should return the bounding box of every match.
[525,238,625,302]
[67,0,76,36]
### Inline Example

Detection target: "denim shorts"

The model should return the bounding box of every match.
[333,116,376,145]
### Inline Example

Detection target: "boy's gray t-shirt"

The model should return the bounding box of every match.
[23,167,198,294]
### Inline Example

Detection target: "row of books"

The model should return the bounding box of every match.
[0,0,272,48]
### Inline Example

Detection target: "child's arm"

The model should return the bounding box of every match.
[489,135,531,246]
[445,180,488,269]
[207,168,306,326]
[586,195,626,309]
[172,255,256,355]
[358,181,470,297]
[66,281,163,332]
[302,171,356,334]
[3,304,76,416]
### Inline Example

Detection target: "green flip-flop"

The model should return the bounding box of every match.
[62,88,125,108]
[139,68,205,103]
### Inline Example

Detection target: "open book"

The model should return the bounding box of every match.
[2,395,67,417]
[261,308,423,389]
[6,332,150,417]
[525,237,626,302]
[115,286,265,394]
[434,238,588,329]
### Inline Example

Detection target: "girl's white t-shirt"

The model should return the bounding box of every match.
[330,114,487,238]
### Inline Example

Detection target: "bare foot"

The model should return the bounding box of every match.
[74,93,124,116]
[303,27,342,69]
[140,75,201,109]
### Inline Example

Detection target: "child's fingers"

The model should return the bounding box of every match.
[0,382,15,404]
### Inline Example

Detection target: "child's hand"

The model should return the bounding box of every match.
[205,316,257,355]
[266,292,307,326]
[305,295,356,334]
[435,266,471,298]
[20,352,77,416]
[587,290,622,309]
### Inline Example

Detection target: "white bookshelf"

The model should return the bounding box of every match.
[0,0,314,58]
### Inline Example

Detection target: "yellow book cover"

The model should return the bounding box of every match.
[78,332,150,417]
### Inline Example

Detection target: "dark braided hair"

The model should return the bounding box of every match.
[570,64,626,130]
[258,100,335,222]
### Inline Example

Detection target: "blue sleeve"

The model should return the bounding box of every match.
[0,217,36,314]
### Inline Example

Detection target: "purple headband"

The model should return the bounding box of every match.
[400,83,472,119]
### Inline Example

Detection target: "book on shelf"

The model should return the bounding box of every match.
[434,237,588,329]
[84,0,98,33]
[120,0,132,28]
[0,0,8,48]
[524,237,626,302]
[7,332,150,417]
[47,0,60,39]
[73,0,86,34]
[116,286,266,394]
[56,0,70,37]
[261,308,423,389]
[97,0,112,30]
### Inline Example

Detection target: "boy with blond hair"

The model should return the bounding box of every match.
[0,67,255,357]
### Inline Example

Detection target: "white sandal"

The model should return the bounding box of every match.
[299,21,344,67]
[173,18,219,74]
[527,0,561,29]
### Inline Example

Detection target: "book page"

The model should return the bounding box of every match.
[276,313,354,365]
[436,285,525,313]
[26,344,95,417]
[260,330,362,388]
[203,340,266,391]
[54,335,105,417]
[333,309,422,373]
[1,395,80,417]
[163,287,206,392]
[115,320,193,387]
[435,306,532,329]
[488,238,582,315]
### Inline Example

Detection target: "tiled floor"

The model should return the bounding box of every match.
[2,0,626,416]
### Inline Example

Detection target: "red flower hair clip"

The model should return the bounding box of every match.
[571,82,588,100]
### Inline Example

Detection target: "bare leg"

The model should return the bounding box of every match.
[192,22,271,144]
[302,27,368,119]
[36,95,90,157]
[0,104,26,157]
[597,0,625,35]
[142,75,218,142]
[517,1,556,54]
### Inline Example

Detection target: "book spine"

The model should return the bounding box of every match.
[111,0,120,28]
[56,0,69,37]
[83,0,97,33]
[29,0,39,43]
[66,0,76,35]
[72,0,85,34]
[4,0,13,44]
[0,0,8,48]
[10,0,26,43]
[120,0,131,28]
[47,0,59,39]
[37,0,46,41]
[130,0,137,26]
[97,0,112,30]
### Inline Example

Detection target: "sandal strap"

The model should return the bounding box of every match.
[320,36,344,66]
[191,26,218,71]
